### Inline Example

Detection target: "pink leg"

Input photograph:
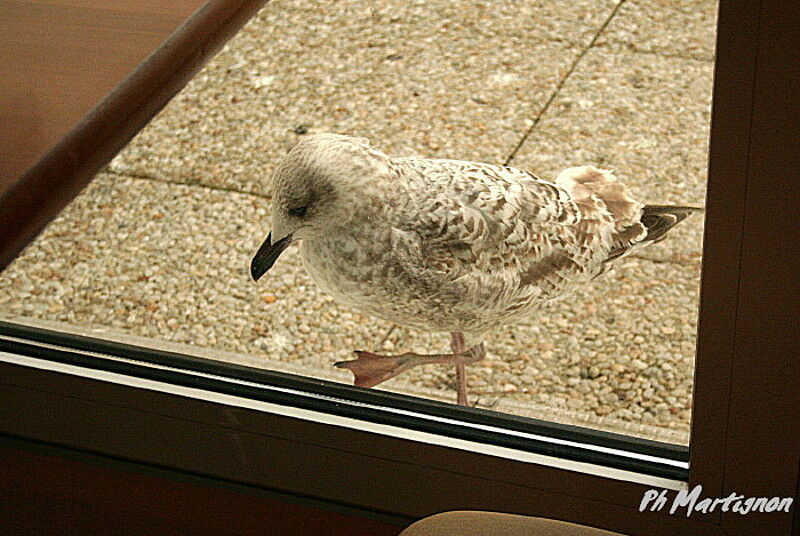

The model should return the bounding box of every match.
[451,333,468,406]
[451,333,486,406]
[334,350,478,388]
[335,333,485,404]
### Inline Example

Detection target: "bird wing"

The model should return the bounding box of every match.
[393,158,579,248]
[389,159,646,311]
[386,160,581,304]
[554,166,646,263]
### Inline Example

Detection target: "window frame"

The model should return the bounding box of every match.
[1,1,798,535]
[0,319,690,482]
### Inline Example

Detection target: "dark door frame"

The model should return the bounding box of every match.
[1,1,798,535]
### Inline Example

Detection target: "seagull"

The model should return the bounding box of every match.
[251,133,700,405]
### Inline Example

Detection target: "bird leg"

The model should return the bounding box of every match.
[334,332,485,406]
[452,333,474,406]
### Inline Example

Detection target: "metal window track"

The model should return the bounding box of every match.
[0,319,689,484]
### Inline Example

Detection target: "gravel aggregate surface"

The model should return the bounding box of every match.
[596,0,718,61]
[1,0,720,445]
[109,0,618,194]
[0,171,697,443]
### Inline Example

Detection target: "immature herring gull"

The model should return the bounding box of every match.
[251,133,700,405]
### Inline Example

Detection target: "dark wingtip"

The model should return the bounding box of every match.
[643,204,704,218]
[640,205,703,244]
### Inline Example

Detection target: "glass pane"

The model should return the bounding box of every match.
[1,0,717,447]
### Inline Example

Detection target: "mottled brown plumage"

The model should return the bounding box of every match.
[252,133,700,403]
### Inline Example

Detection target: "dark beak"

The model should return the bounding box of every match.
[250,232,293,282]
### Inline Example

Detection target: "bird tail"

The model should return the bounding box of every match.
[605,204,703,262]
[639,205,703,244]
[554,166,702,262]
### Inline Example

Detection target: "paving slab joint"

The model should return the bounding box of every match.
[503,0,629,166]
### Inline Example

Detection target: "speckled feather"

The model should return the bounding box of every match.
[267,134,684,346]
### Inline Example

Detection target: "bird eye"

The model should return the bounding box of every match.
[288,205,308,218]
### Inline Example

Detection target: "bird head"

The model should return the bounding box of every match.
[250,133,390,282]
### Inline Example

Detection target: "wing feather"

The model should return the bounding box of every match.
[388,159,599,310]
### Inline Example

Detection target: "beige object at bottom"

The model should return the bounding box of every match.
[400,511,623,536]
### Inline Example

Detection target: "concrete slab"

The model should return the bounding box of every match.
[596,0,718,61]
[1,171,693,443]
[109,0,619,195]
[0,0,720,445]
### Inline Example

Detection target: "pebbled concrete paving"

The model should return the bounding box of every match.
[108,0,619,194]
[1,0,719,445]
[596,0,718,61]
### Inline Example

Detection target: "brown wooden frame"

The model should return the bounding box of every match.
[1,1,798,535]
[0,0,268,269]
[0,437,403,535]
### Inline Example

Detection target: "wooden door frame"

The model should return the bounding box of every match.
[1,1,798,535]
